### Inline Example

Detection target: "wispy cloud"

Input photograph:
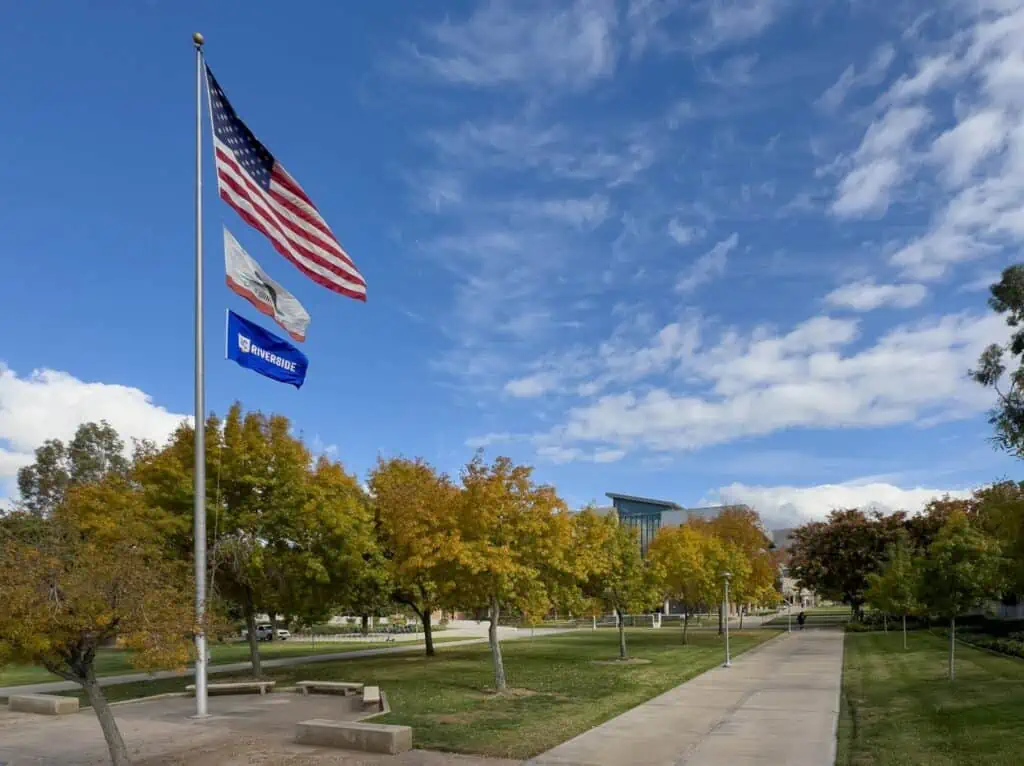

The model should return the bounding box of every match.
[676,233,738,293]
[824,280,928,311]
[412,0,619,91]
[817,43,895,112]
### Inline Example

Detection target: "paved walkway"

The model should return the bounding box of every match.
[528,630,844,766]
[0,629,574,697]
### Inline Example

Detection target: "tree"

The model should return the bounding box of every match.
[0,478,192,766]
[648,524,720,643]
[455,455,575,690]
[864,532,921,649]
[698,507,778,627]
[973,481,1024,598]
[581,512,661,661]
[789,509,906,616]
[369,456,460,658]
[972,264,1024,457]
[137,404,373,676]
[918,512,1004,680]
[16,421,132,517]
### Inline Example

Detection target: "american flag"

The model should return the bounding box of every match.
[205,65,366,301]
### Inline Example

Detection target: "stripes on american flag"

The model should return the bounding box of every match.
[205,65,366,301]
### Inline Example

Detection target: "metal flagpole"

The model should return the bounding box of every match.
[192,30,209,719]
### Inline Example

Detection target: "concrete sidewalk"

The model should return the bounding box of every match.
[0,629,575,697]
[528,630,844,766]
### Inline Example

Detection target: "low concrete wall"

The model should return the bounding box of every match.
[9,694,79,715]
[295,719,412,754]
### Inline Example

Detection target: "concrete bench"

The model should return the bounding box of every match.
[8,693,79,715]
[295,719,411,754]
[296,680,363,696]
[361,685,381,712]
[186,681,275,696]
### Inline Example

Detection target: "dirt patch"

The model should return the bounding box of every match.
[591,658,653,665]
[480,686,540,698]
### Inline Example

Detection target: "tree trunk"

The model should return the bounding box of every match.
[360,614,369,636]
[422,609,435,657]
[489,595,507,691]
[268,612,277,642]
[592,614,597,631]
[83,675,131,766]
[739,606,744,630]
[884,614,888,633]
[243,598,262,677]
[617,608,628,660]
[949,616,956,681]
[718,602,723,635]
[902,613,907,650]
[682,612,690,645]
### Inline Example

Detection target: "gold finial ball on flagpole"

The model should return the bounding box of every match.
[193,32,205,47]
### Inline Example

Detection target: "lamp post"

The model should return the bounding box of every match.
[722,571,732,668]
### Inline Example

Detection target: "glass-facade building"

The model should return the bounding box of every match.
[606,493,739,556]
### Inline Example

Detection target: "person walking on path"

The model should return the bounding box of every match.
[797,611,807,630]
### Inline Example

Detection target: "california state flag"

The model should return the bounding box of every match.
[223,228,311,342]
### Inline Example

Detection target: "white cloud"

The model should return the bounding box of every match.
[538,311,1004,455]
[862,3,1024,280]
[465,432,516,448]
[0,365,187,501]
[505,372,560,398]
[667,218,701,245]
[415,0,619,91]
[817,43,896,112]
[832,106,931,217]
[715,480,973,528]
[694,0,788,52]
[676,233,738,293]
[824,281,928,311]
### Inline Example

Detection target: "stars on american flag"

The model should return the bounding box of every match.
[207,67,273,189]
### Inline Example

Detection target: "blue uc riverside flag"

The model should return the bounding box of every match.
[226,310,308,388]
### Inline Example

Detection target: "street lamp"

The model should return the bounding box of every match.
[722,571,732,668]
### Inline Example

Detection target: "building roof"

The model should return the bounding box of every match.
[605,492,683,509]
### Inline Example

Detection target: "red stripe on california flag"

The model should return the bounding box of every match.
[226,275,306,341]
[220,188,367,301]
[217,169,366,296]
[215,148,364,285]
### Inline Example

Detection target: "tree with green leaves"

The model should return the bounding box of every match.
[0,477,193,766]
[918,512,1004,680]
[454,455,575,691]
[581,512,661,661]
[648,524,720,643]
[865,531,922,649]
[972,264,1024,457]
[369,456,460,658]
[16,421,133,517]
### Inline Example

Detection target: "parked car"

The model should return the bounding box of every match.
[244,624,290,642]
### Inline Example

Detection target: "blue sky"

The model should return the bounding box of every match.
[1,0,1022,526]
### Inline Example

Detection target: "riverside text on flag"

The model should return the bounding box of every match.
[224,228,311,342]
[226,310,309,388]
[205,65,367,301]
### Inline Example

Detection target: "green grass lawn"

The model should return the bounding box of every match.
[837,631,1024,765]
[0,635,470,688]
[44,628,776,759]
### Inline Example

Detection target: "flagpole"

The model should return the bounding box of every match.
[192,30,209,719]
